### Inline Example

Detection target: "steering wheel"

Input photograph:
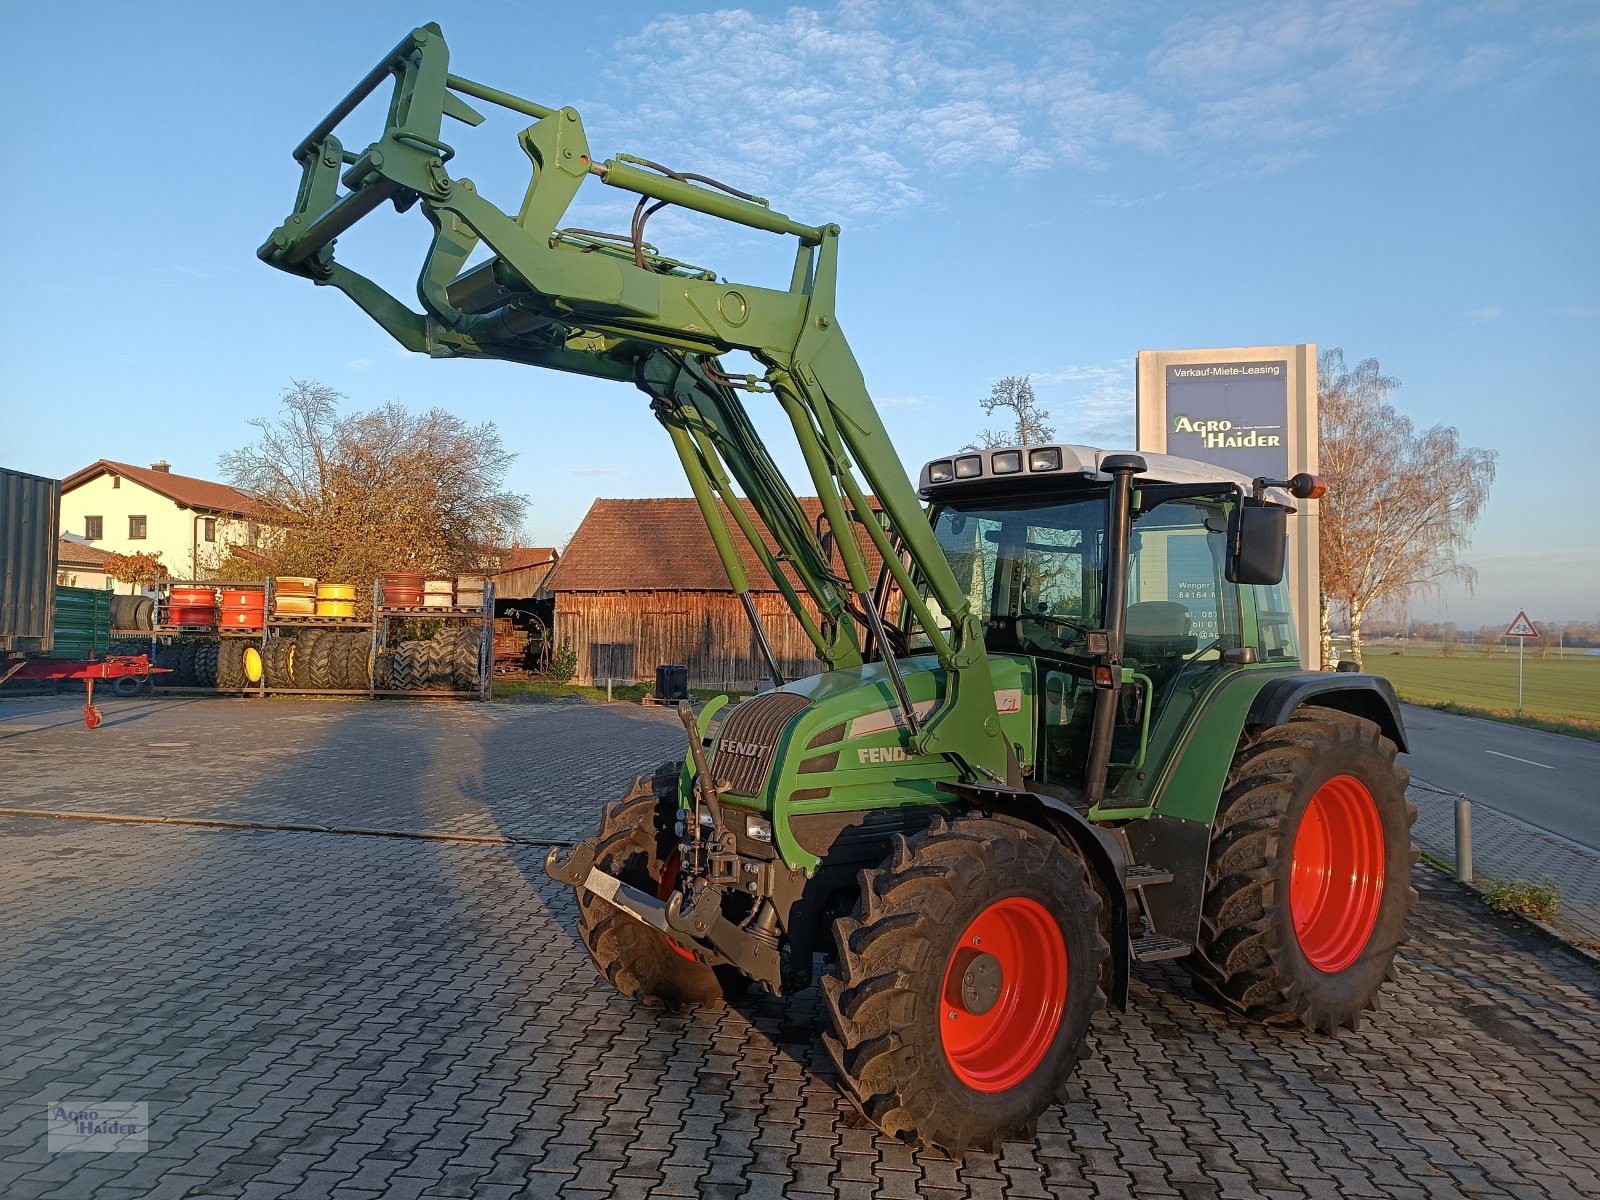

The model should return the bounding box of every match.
[1023,611,1090,645]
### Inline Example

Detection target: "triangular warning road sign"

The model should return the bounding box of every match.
[1505,610,1539,638]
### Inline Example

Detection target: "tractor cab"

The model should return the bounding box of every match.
[912,444,1301,804]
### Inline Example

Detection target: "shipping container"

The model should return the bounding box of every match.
[1,467,61,654]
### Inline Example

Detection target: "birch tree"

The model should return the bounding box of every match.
[971,376,1054,448]
[1317,349,1496,668]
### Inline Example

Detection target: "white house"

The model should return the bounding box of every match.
[59,460,268,590]
[56,537,115,591]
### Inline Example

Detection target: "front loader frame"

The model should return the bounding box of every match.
[260,23,1017,787]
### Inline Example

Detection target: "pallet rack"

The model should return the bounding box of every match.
[117,576,493,700]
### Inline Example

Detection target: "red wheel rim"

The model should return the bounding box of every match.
[938,896,1067,1093]
[1290,775,1385,973]
[657,850,697,963]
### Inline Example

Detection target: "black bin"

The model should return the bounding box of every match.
[655,664,689,701]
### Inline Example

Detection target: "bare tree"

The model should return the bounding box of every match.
[218,380,527,605]
[1317,349,1496,668]
[971,376,1054,449]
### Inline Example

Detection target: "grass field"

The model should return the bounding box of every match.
[1361,649,1600,729]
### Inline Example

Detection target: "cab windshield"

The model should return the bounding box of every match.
[915,497,1108,657]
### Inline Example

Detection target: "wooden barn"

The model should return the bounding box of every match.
[491,545,559,600]
[538,497,879,690]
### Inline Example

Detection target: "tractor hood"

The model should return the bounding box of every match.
[705,656,1035,826]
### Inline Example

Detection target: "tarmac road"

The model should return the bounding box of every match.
[1400,703,1599,850]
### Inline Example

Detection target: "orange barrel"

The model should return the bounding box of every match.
[455,573,487,606]
[219,588,267,630]
[169,586,217,627]
[381,571,425,607]
[315,582,357,617]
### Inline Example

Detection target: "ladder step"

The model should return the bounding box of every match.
[1124,864,1174,888]
[1130,935,1191,962]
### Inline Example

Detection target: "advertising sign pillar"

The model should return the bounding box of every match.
[1135,345,1321,670]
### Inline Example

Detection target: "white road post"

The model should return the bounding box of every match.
[1517,636,1525,717]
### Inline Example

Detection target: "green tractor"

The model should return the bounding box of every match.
[261,26,1416,1155]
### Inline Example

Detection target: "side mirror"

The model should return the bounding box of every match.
[1227,502,1287,585]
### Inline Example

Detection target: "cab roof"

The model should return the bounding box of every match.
[918,443,1265,497]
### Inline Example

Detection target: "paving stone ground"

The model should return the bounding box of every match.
[2,693,1598,1199]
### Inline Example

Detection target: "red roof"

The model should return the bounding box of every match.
[61,460,264,518]
[495,545,559,574]
[542,497,883,593]
[57,538,113,568]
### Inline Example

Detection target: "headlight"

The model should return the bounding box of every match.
[745,814,773,843]
[927,459,954,483]
[1029,447,1062,472]
[991,450,1022,474]
[954,454,983,479]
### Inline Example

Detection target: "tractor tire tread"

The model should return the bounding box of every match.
[1183,709,1417,1033]
[575,761,726,1012]
[821,814,1107,1156]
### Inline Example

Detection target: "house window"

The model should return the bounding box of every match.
[247,522,260,545]
[129,515,148,540]
[202,518,217,542]
[111,476,120,489]
[85,516,103,540]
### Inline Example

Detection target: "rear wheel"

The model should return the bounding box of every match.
[264,637,295,688]
[574,761,728,1011]
[821,814,1106,1155]
[1185,709,1416,1032]
[194,641,219,689]
[326,633,364,689]
[176,642,200,687]
[216,640,248,690]
[298,630,338,690]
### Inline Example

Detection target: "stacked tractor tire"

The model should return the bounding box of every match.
[257,630,373,691]
[135,639,220,689]
[379,625,482,692]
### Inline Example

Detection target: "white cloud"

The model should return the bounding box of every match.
[1032,363,1136,445]
[874,394,930,409]
[570,467,622,477]
[576,1,1558,223]
[1461,305,1505,323]
[599,5,1165,218]
[345,358,376,371]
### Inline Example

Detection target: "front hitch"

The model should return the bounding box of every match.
[543,839,597,886]
[664,880,721,937]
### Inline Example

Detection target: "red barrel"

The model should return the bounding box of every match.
[169,586,217,627]
[381,571,425,607]
[220,588,267,630]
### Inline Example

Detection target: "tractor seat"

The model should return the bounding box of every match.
[1124,601,1197,661]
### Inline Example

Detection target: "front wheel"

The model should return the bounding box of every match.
[1186,708,1416,1032]
[574,761,732,1011]
[821,814,1107,1155]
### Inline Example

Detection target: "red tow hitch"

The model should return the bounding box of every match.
[2,655,170,729]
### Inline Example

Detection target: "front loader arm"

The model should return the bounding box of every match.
[259,24,1014,785]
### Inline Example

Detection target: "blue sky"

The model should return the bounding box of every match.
[3,1,1596,625]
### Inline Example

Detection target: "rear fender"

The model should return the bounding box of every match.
[1246,673,1409,752]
